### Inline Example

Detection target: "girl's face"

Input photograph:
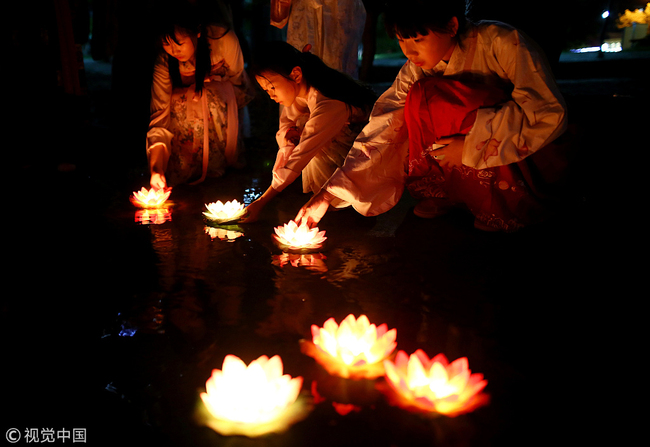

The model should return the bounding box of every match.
[397,20,458,70]
[162,29,198,63]
[255,69,303,107]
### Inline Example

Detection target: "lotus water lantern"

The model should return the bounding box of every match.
[301,314,397,379]
[203,200,246,223]
[273,220,327,251]
[382,349,489,417]
[130,187,172,208]
[198,354,311,437]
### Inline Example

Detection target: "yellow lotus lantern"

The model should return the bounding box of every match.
[300,314,397,379]
[197,354,311,437]
[273,220,327,251]
[130,187,172,208]
[203,200,246,224]
[382,349,489,417]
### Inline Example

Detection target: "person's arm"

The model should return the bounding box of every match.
[272,91,351,193]
[213,28,254,108]
[463,26,567,169]
[240,185,280,223]
[147,54,174,189]
[319,62,421,217]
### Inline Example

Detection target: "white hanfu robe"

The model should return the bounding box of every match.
[272,86,369,206]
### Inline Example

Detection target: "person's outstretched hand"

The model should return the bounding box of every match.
[240,200,265,223]
[295,189,336,228]
[150,172,167,190]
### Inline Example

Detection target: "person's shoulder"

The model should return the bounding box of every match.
[205,25,239,46]
[472,20,518,40]
[471,20,526,51]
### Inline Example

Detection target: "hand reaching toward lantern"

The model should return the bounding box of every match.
[295,189,336,228]
[240,199,265,223]
[150,172,167,190]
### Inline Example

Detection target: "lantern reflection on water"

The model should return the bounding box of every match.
[198,354,311,437]
[204,225,243,241]
[130,187,172,208]
[203,200,246,224]
[301,314,397,379]
[272,252,328,272]
[135,208,172,225]
[382,349,489,417]
[273,220,327,251]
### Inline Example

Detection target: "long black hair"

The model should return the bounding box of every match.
[250,41,376,112]
[153,0,231,95]
[384,0,469,39]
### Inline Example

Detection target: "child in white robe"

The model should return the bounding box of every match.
[241,42,376,223]
[295,0,570,232]
[147,1,254,189]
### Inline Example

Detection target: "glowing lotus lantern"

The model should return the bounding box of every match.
[382,349,489,417]
[203,200,246,223]
[198,354,311,437]
[273,220,327,251]
[301,314,397,379]
[130,187,172,208]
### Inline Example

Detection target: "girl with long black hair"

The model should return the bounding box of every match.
[147,0,254,189]
[241,41,376,223]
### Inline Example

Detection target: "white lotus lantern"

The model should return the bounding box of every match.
[273,220,327,251]
[203,200,246,223]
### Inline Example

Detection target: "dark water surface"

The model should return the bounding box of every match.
[5,69,638,446]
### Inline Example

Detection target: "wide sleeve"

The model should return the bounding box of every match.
[147,53,174,161]
[323,63,420,216]
[271,92,351,192]
[463,28,567,169]
[209,28,254,108]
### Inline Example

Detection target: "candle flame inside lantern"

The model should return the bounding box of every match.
[273,220,327,250]
[200,355,303,426]
[203,200,246,223]
[130,187,171,208]
[302,314,396,379]
[382,349,489,416]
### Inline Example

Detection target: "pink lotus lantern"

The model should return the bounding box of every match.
[130,187,172,208]
[198,354,311,437]
[203,200,246,224]
[301,314,397,379]
[273,220,327,251]
[382,349,489,417]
